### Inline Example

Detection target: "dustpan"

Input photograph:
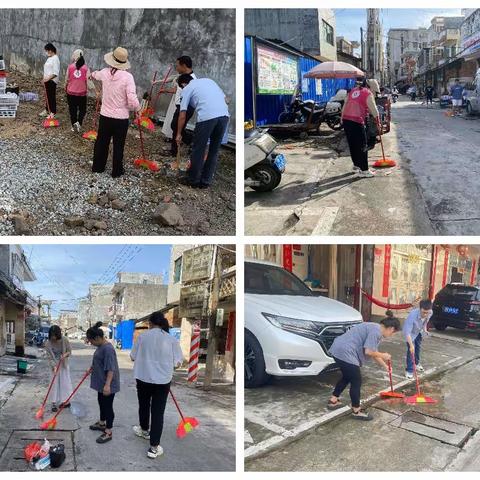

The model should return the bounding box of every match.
[404,352,437,405]
[380,360,405,399]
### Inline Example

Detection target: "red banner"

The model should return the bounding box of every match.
[382,245,391,297]
[470,259,477,286]
[442,249,450,287]
[283,245,293,272]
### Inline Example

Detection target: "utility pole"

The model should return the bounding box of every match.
[203,246,222,390]
[360,27,364,70]
[37,295,42,329]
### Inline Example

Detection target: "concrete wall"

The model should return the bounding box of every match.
[0,301,6,356]
[0,8,236,135]
[124,284,168,320]
[117,272,163,284]
[167,244,193,305]
[88,284,114,328]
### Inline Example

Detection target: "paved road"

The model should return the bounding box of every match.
[0,341,235,471]
[244,96,480,236]
[245,330,480,471]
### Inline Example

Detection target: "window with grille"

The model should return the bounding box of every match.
[322,20,334,46]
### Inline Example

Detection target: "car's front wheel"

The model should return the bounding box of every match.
[245,330,270,388]
[434,321,447,331]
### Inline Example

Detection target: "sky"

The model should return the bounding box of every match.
[335,9,464,51]
[21,244,172,316]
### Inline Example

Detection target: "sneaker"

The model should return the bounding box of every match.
[89,421,106,431]
[358,169,376,178]
[71,126,75,132]
[74,121,81,133]
[51,404,58,412]
[133,425,150,440]
[416,364,425,372]
[147,446,164,459]
[39,109,48,117]
[47,113,56,119]
[352,410,373,421]
[405,371,414,379]
[352,166,361,172]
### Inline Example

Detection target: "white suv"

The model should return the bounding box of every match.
[245,259,363,388]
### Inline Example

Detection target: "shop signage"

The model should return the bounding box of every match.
[382,245,391,297]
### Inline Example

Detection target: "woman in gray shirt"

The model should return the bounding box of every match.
[87,323,120,444]
[327,315,400,420]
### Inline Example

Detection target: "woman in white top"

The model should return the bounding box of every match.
[44,325,73,412]
[41,43,61,119]
[130,311,183,459]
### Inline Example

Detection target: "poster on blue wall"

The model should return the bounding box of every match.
[257,44,298,95]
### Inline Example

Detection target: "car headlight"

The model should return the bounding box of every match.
[262,313,324,340]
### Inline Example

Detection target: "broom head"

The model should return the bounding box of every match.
[82,130,97,141]
[176,417,199,438]
[373,158,396,168]
[380,390,405,399]
[35,406,45,420]
[134,158,160,172]
[404,394,437,404]
[134,116,155,131]
[40,416,57,430]
[43,118,60,128]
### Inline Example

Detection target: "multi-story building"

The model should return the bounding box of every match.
[336,36,362,68]
[57,310,78,334]
[168,245,236,383]
[245,9,337,61]
[0,245,36,356]
[460,9,480,71]
[366,9,385,83]
[110,272,167,324]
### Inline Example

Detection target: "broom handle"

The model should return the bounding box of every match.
[169,389,186,422]
[137,112,146,158]
[148,71,158,106]
[410,350,421,396]
[52,368,92,420]
[376,117,386,159]
[151,65,173,111]
[387,360,394,392]
[41,357,64,408]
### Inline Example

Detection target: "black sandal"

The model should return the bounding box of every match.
[89,421,106,431]
[327,400,343,410]
[96,432,112,444]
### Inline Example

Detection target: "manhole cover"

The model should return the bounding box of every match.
[0,430,76,471]
[389,411,473,447]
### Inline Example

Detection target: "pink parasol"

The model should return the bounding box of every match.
[304,61,365,79]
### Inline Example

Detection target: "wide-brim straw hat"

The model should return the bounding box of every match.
[104,47,131,70]
[367,78,381,94]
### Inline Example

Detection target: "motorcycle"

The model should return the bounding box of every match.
[244,128,286,192]
[279,95,343,131]
[392,92,398,103]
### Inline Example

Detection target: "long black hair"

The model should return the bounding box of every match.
[149,311,169,333]
[48,325,62,340]
[75,53,85,70]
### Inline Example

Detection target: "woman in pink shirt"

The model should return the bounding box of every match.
[65,49,90,133]
[91,47,140,178]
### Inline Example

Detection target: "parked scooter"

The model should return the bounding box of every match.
[245,127,286,192]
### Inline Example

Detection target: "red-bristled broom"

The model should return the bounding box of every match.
[35,357,64,419]
[169,389,199,438]
[40,368,92,430]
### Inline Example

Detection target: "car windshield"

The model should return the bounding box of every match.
[439,285,479,300]
[245,262,313,296]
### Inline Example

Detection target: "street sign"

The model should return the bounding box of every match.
[179,284,210,318]
[181,245,215,283]
[216,308,225,326]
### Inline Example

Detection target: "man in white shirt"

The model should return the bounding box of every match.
[157,55,196,156]
[40,43,60,119]
[176,75,229,188]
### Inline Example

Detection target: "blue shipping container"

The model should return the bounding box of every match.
[115,319,135,350]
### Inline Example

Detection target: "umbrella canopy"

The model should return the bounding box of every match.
[304,61,365,79]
